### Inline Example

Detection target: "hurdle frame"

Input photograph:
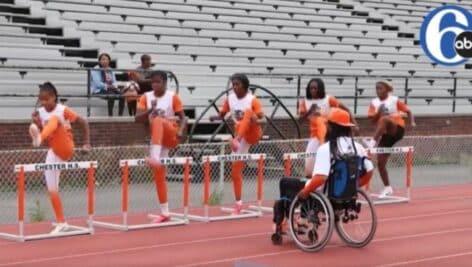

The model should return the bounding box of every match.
[91,157,191,231]
[282,146,415,205]
[173,153,265,222]
[367,146,414,205]
[0,161,97,242]
[248,151,318,213]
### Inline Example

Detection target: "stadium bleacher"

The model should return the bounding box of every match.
[0,0,471,118]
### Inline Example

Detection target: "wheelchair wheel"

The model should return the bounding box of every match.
[288,191,334,252]
[334,189,377,248]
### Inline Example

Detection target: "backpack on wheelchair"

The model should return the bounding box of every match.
[271,145,377,251]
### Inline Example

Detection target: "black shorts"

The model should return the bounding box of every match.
[378,126,405,147]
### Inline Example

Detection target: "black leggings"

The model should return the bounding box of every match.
[107,98,125,116]
[273,177,305,224]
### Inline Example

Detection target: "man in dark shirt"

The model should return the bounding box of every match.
[136,54,154,93]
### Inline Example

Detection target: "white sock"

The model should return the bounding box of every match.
[236,200,242,206]
[150,145,162,160]
[160,202,169,216]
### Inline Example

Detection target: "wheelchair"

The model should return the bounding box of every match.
[272,185,377,252]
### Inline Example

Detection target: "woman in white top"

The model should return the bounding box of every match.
[272,108,373,233]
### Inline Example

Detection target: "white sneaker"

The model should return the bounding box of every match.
[50,223,69,234]
[29,123,42,147]
[231,202,243,215]
[378,186,393,199]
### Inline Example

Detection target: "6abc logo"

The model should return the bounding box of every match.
[420,5,472,66]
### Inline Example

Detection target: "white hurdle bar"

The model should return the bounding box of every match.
[177,153,265,222]
[92,157,192,231]
[283,151,317,176]
[367,146,414,205]
[282,146,414,206]
[0,161,97,242]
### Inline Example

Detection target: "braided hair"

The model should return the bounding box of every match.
[326,121,356,160]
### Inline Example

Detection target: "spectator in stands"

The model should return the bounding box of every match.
[90,53,125,116]
[136,54,154,93]
[367,80,416,198]
[29,82,91,234]
[122,71,140,116]
[209,73,266,215]
[135,70,187,223]
[298,78,358,178]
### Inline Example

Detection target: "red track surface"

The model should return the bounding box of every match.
[0,184,471,267]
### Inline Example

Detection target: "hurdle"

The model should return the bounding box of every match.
[248,151,318,214]
[91,157,191,231]
[0,161,97,242]
[283,151,317,177]
[367,146,414,205]
[174,153,265,222]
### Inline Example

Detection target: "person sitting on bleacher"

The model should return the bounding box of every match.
[122,71,141,116]
[90,53,124,116]
[136,54,154,93]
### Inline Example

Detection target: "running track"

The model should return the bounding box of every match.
[0,184,471,267]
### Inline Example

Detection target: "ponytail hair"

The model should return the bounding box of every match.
[39,81,59,103]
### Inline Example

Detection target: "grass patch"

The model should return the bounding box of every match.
[208,190,223,206]
[28,199,46,222]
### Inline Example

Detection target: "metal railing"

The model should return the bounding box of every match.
[0,66,180,117]
[241,73,472,114]
[1,66,472,116]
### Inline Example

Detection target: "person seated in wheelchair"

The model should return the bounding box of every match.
[272,108,374,237]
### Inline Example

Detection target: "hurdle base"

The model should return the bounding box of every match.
[369,193,410,205]
[248,205,273,213]
[0,224,92,242]
[173,206,261,222]
[92,214,188,231]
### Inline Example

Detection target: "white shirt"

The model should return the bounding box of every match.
[312,137,374,177]
[38,104,69,128]
[303,95,332,117]
[143,90,175,118]
[370,95,399,115]
[227,92,254,120]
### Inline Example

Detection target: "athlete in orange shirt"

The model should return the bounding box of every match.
[210,73,266,214]
[298,78,358,177]
[29,82,91,234]
[135,71,187,223]
[367,80,416,198]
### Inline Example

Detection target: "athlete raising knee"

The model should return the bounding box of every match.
[29,82,91,234]
[135,71,187,223]
[367,80,415,198]
[209,73,266,215]
[299,78,358,178]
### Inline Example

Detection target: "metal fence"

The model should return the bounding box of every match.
[0,136,471,224]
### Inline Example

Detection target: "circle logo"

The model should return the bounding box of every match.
[420,5,472,66]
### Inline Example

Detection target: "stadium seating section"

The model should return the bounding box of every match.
[1,0,472,118]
